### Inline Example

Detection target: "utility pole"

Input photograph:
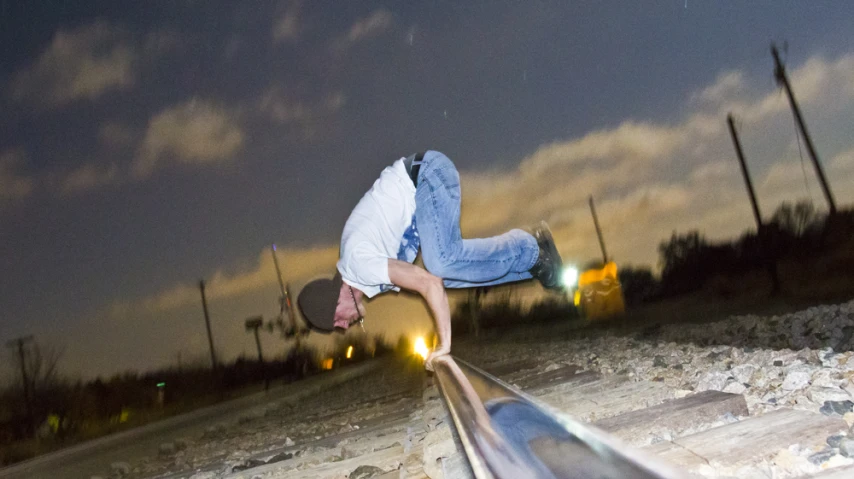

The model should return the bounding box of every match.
[245,315,268,390]
[727,113,781,294]
[6,336,34,436]
[727,114,763,228]
[588,195,609,264]
[198,280,218,371]
[244,316,265,363]
[271,244,287,307]
[271,244,303,348]
[771,43,836,215]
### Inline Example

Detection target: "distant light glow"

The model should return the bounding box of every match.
[346,345,353,359]
[562,266,579,288]
[321,358,333,370]
[414,337,429,360]
[156,382,165,388]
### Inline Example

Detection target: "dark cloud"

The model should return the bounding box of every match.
[272,0,303,43]
[0,148,34,201]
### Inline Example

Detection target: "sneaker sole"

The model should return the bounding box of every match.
[537,221,564,289]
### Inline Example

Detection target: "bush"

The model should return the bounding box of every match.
[452,291,578,334]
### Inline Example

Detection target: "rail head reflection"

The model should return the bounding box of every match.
[432,356,690,479]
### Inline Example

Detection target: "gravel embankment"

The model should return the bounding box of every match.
[100,298,854,478]
[460,299,854,417]
[95,360,423,479]
[456,298,854,477]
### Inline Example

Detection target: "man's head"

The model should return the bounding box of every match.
[297,272,366,333]
[333,282,366,329]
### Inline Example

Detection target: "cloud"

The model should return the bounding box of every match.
[708,54,854,127]
[133,99,245,178]
[99,122,137,148]
[0,149,34,201]
[59,163,121,194]
[10,21,135,106]
[110,245,339,315]
[272,1,302,42]
[347,9,394,42]
[259,88,345,124]
[114,51,854,324]
[830,147,854,171]
[455,52,854,269]
[758,146,854,210]
[332,9,395,51]
[691,71,745,105]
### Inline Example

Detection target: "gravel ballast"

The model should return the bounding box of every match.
[94,298,854,478]
[456,298,854,478]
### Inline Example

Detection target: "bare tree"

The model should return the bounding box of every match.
[23,342,64,392]
[466,287,487,337]
[5,340,65,438]
[771,200,819,238]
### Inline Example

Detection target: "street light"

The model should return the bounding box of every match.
[562,266,579,288]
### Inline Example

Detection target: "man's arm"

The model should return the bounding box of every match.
[387,258,451,370]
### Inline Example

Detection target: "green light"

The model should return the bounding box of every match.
[157,382,165,388]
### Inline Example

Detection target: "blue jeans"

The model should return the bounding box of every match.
[415,151,538,288]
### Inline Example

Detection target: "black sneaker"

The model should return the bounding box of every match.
[530,221,564,290]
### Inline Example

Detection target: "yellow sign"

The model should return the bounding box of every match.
[576,262,625,320]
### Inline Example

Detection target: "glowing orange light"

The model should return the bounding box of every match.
[414,337,429,360]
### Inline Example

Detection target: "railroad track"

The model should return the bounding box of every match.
[426,356,853,479]
[137,351,854,479]
[430,356,686,478]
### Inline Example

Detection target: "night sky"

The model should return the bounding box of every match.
[2,1,854,378]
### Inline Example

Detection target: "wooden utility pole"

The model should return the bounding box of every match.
[271,244,303,349]
[6,336,34,435]
[198,280,218,371]
[727,113,781,294]
[244,316,265,363]
[727,114,764,228]
[245,315,268,390]
[271,244,287,304]
[771,44,836,215]
[588,195,609,264]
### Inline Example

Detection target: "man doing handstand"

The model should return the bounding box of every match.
[298,150,563,369]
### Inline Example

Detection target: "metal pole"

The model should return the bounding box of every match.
[6,336,34,436]
[771,44,836,215]
[198,280,218,371]
[588,195,609,264]
[727,114,763,228]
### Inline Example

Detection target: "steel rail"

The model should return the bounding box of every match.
[432,356,691,479]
